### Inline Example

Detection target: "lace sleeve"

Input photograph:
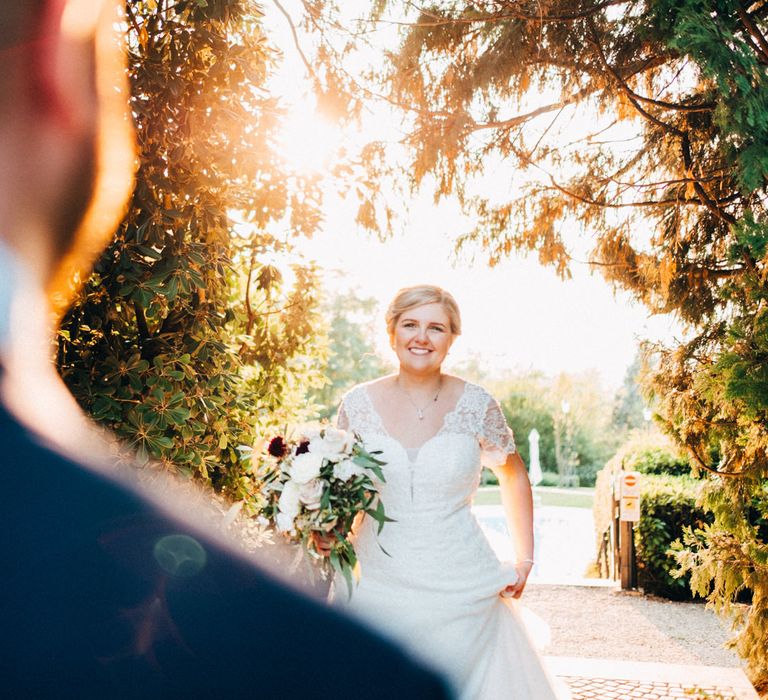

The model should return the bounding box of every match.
[479,395,516,468]
[336,400,350,430]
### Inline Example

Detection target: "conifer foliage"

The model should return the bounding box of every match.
[306,0,768,684]
[57,0,327,496]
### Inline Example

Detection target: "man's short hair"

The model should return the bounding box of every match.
[0,1,44,51]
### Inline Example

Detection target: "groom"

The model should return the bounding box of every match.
[0,1,450,697]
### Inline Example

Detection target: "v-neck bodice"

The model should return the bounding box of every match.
[361,381,471,451]
[337,380,517,516]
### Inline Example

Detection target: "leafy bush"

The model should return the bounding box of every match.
[624,444,691,477]
[595,438,705,595]
[615,433,692,477]
[574,462,600,487]
[57,2,327,496]
[634,475,712,600]
[538,471,560,487]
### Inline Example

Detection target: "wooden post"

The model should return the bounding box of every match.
[617,467,641,590]
[620,520,637,590]
[612,480,621,580]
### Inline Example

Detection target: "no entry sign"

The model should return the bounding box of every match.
[619,470,641,522]
[620,471,641,498]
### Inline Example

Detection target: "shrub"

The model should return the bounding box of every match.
[538,471,560,487]
[624,444,691,477]
[634,474,712,600]
[594,437,708,596]
[480,468,499,486]
[605,432,692,477]
[575,461,600,487]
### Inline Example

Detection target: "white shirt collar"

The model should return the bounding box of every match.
[0,239,25,360]
[0,239,93,454]
[0,239,49,369]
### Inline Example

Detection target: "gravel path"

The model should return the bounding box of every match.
[523,583,741,668]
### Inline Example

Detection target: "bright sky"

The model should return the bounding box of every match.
[264,3,682,391]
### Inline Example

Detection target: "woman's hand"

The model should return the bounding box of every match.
[311,513,362,558]
[310,531,335,557]
[500,560,534,599]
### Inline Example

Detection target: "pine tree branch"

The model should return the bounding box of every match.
[737,6,768,64]
[471,99,577,131]
[685,442,746,478]
[680,132,738,226]
[375,0,627,26]
[587,21,739,226]
[542,176,738,210]
[587,20,687,139]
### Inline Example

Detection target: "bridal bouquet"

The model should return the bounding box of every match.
[254,426,391,593]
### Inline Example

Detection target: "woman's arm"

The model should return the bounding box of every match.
[492,450,534,598]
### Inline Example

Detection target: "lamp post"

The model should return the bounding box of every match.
[555,399,578,487]
[643,407,652,433]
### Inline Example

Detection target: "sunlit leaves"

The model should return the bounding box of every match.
[57,0,327,496]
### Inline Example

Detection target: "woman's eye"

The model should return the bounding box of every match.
[429,326,445,332]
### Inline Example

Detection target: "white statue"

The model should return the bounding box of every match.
[528,428,543,486]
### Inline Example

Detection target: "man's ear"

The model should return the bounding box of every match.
[27,0,99,133]
[47,0,135,315]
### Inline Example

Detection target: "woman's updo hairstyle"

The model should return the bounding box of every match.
[385,285,462,338]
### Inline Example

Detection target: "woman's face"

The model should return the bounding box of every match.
[392,303,454,374]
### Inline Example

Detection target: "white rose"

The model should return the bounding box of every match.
[299,478,325,510]
[333,458,365,482]
[301,426,323,443]
[275,511,296,533]
[311,428,353,462]
[289,451,324,484]
[278,479,301,517]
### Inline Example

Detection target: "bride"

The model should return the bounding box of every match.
[325,284,564,699]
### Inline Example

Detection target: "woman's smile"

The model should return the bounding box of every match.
[392,302,454,373]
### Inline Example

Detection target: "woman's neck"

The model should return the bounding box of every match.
[396,368,443,394]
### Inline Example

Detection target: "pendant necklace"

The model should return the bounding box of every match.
[398,376,443,420]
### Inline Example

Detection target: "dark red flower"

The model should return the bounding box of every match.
[295,440,310,455]
[268,436,288,458]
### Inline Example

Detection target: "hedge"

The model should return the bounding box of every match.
[594,434,710,599]
[634,474,712,600]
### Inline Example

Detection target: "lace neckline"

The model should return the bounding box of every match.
[362,381,471,451]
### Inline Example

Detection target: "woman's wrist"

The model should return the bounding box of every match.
[515,558,535,567]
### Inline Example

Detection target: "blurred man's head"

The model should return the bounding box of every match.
[0,0,135,311]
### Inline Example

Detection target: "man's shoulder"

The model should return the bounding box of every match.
[0,403,451,698]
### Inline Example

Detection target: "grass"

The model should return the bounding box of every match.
[474,486,595,509]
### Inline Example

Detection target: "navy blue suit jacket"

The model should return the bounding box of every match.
[0,401,451,698]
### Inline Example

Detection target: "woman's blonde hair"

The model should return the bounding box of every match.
[385,285,462,337]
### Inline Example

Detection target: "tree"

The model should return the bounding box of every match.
[490,369,618,485]
[295,0,768,683]
[57,0,328,499]
[311,291,392,419]
[612,351,647,433]
[494,372,557,473]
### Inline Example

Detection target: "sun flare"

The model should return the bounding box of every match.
[277,104,344,173]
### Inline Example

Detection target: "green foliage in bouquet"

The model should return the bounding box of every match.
[254,429,394,595]
[56,0,327,496]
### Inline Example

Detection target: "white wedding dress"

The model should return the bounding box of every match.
[333,381,564,700]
